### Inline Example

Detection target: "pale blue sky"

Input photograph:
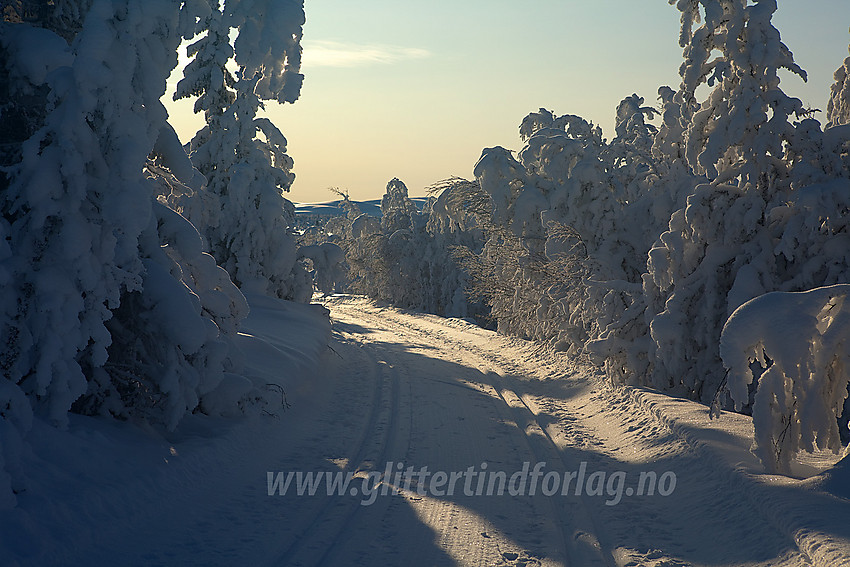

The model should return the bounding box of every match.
[165,1,850,201]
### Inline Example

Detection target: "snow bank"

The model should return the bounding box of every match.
[0,293,331,565]
[235,293,332,395]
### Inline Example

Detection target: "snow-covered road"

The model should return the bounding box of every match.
[9,295,849,567]
[266,296,850,567]
[273,297,604,567]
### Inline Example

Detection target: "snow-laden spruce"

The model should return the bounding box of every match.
[2,2,213,416]
[579,2,850,473]
[630,0,817,403]
[174,0,311,301]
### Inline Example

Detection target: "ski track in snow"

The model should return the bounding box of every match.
[10,295,850,567]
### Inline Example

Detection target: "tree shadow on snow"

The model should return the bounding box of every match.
[349,334,850,567]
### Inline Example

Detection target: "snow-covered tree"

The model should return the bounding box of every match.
[638,0,813,401]
[0,0,257,507]
[173,0,234,120]
[381,177,418,233]
[174,0,310,301]
[343,178,425,307]
[827,40,850,128]
[458,101,673,358]
[319,180,480,318]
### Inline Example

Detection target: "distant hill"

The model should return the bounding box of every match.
[295,197,430,218]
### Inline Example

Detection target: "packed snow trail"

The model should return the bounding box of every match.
[283,296,849,567]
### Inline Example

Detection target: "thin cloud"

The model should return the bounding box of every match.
[302,40,430,68]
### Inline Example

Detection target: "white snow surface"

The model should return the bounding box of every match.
[2,296,848,566]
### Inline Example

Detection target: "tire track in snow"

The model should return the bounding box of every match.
[345,300,774,566]
[484,372,614,567]
[313,343,414,567]
[327,308,537,565]
[271,333,409,566]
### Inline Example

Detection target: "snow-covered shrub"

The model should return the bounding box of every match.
[468,140,568,341]
[585,88,698,383]
[344,178,425,307]
[299,242,346,296]
[79,200,248,430]
[381,177,419,233]
[324,180,481,318]
[424,178,489,318]
[721,285,850,473]
[0,214,30,508]
[457,100,672,358]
